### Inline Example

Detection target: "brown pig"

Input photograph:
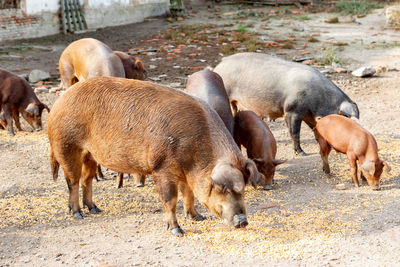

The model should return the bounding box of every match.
[186,70,234,134]
[113,51,147,81]
[48,77,261,236]
[234,110,286,190]
[314,114,390,190]
[58,38,126,89]
[0,69,50,136]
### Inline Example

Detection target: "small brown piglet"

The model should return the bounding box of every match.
[314,114,390,190]
[234,110,286,190]
[0,68,50,136]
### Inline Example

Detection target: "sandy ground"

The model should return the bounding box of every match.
[0,3,400,267]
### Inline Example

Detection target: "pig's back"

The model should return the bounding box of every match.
[186,70,234,134]
[64,38,125,79]
[315,115,374,154]
[48,77,215,173]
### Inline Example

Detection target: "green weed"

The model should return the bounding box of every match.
[334,1,383,15]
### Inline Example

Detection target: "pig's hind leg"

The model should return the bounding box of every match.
[284,112,305,155]
[60,149,84,219]
[315,136,332,174]
[153,173,184,236]
[179,183,205,221]
[81,152,102,214]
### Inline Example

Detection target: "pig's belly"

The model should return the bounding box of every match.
[235,96,284,120]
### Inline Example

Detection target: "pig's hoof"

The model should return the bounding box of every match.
[73,211,84,219]
[295,150,307,156]
[354,184,361,188]
[371,186,381,191]
[263,185,273,191]
[136,182,145,187]
[89,206,102,214]
[116,184,123,189]
[193,214,206,221]
[171,227,184,237]
[8,132,15,136]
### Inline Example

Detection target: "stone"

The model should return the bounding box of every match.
[386,6,400,29]
[334,67,348,73]
[351,67,376,77]
[336,183,347,190]
[325,17,339,24]
[28,69,51,83]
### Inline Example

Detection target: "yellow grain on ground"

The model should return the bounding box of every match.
[0,133,399,260]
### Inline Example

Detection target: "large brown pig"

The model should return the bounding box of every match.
[113,51,147,81]
[186,70,234,134]
[234,110,286,190]
[48,77,261,236]
[59,38,125,88]
[0,69,50,136]
[314,114,390,190]
[214,52,359,156]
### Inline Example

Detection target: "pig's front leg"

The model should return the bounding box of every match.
[179,183,205,221]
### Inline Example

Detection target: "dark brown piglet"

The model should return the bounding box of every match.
[314,114,390,190]
[0,69,49,136]
[234,110,286,190]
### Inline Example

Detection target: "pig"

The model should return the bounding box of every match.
[59,38,147,184]
[234,110,286,190]
[47,77,261,236]
[113,51,147,81]
[0,68,50,136]
[314,114,390,190]
[213,52,359,156]
[186,69,234,134]
[58,38,125,89]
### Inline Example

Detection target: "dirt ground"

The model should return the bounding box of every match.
[1,2,400,267]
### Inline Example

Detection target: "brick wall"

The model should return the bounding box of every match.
[0,8,59,41]
[0,0,169,41]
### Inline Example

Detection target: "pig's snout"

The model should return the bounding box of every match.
[233,214,248,228]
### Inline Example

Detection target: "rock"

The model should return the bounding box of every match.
[169,82,181,88]
[49,88,59,94]
[34,86,49,93]
[336,183,347,190]
[351,67,376,77]
[334,67,348,73]
[386,6,400,29]
[376,64,388,73]
[325,17,339,24]
[340,16,356,23]
[29,69,51,83]
[149,65,157,70]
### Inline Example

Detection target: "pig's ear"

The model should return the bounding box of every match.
[211,163,245,194]
[253,158,264,165]
[133,57,145,71]
[382,161,391,173]
[273,159,287,166]
[361,160,375,176]
[26,103,39,116]
[245,159,261,188]
[40,103,50,113]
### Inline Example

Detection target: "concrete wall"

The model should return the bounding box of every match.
[0,0,169,41]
